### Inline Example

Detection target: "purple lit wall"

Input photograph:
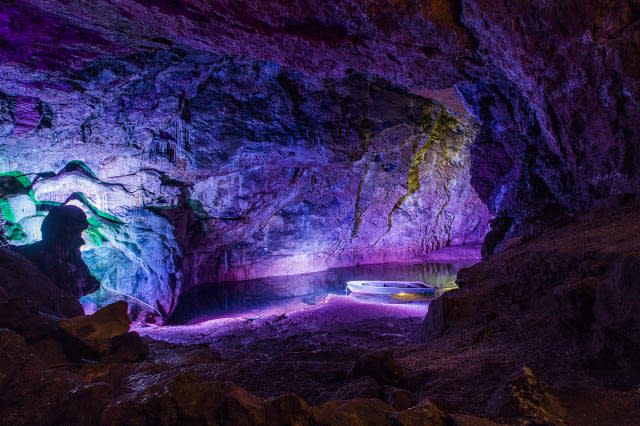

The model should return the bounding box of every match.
[0,51,490,321]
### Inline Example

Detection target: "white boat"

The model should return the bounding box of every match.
[346,280,435,296]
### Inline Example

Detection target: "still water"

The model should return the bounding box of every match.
[171,261,475,324]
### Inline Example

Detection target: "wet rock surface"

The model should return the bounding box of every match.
[1,0,637,243]
[412,203,640,424]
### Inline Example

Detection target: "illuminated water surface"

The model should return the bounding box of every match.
[171,261,475,324]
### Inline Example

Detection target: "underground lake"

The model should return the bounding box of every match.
[170,261,474,324]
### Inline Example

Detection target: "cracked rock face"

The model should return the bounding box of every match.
[0,52,489,321]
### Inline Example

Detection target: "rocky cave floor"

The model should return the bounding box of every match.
[2,202,640,425]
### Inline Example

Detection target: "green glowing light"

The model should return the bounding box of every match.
[64,160,98,179]
[3,221,27,242]
[72,192,125,224]
[0,198,15,222]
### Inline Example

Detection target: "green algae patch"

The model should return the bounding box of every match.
[85,216,110,247]
[385,106,458,233]
[0,198,15,222]
[187,198,209,219]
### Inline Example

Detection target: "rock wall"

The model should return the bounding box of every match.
[1,0,637,318]
[0,52,489,320]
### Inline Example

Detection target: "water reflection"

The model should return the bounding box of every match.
[171,261,475,324]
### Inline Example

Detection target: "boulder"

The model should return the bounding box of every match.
[332,376,384,401]
[105,331,149,363]
[387,398,449,426]
[419,295,447,342]
[266,393,310,425]
[0,328,31,389]
[14,204,99,297]
[57,301,147,361]
[0,247,83,340]
[485,367,565,424]
[0,328,112,424]
[591,255,640,370]
[384,386,415,411]
[101,371,270,425]
[310,398,395,426]
[351,350,404,386]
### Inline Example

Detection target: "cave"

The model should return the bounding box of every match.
[0,1,639,425]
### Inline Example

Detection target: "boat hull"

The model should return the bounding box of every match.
[346,280,435,296]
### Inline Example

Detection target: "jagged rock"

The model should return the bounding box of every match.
[485,367,565,424]
[332,376,384,401]
[63,382,114,426]
[387,398,449,426]
[266,393,310,425]
[0,247,83,341]
[1,52,489,320]
[351,350,404,386]
[105,331,149,363]
[1,0,637,263]
[384,386,415,411]
[481,217,514,258]
[14,205,99,297]
[0,328,112,425]
[101,371,270,425]
[448,414,505,426]
[310,398,395,426]
[29,336,68,366]
[57,301,147,361]
[419,295,447,342]
[591,255,640,370]
[0,328,30,388]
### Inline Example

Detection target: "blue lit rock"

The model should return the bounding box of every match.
[5,194,35,223]
[0,53,489,320]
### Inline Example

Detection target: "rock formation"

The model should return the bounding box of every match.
[14,205,99,297]
[0,54,489,320]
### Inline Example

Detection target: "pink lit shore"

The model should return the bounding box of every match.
[137,294,428,346]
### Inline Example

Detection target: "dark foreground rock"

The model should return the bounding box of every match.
[58,301,148,362]
[14,205,100,297]
[351,350,404,387]
[0,246,83,341]
[0,328,113,425]
[486,367,565,424]
[412,204,640,424]
[1,207,640,425]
